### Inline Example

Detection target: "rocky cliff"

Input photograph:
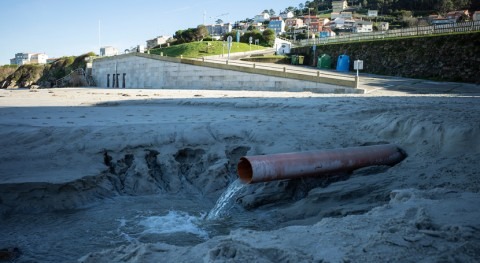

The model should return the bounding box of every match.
[0,52,95,89]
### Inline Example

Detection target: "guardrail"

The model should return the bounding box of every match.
[296,20,480,46]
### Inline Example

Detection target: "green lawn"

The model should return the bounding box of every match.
[149,41,266,58]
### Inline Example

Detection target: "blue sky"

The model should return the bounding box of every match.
[0,0,301,65]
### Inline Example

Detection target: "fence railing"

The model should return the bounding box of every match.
[296,20,480,46]
[55,68,92,87]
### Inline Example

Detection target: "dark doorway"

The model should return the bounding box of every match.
[122,73,126,88]
[107,74,110,87]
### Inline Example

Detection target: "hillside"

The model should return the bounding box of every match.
[0,52,95,89]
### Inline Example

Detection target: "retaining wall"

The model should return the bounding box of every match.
[92,53,361,94]
[293,32,480,83]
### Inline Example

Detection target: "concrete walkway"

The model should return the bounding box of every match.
[198,56,480,95]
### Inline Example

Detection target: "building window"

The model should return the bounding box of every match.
[107,74,110,87]
[122,73,126,88]
[112,73,116,88]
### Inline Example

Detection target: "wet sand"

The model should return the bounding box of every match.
[1,80,479,262]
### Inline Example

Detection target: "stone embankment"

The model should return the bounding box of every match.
[293,32,480,83]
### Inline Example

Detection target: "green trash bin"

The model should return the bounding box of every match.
[291,55,298,65]
[298,55,304,65]
[317,54,332,69]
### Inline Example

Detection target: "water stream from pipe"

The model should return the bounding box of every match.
[206,179,245,220]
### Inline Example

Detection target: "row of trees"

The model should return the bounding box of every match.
[224,29,276,47]
[171,25,277,47]
[173,25,209,44]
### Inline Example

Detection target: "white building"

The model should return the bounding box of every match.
[332,0,348,13]
[146,36,170,49]
[10,52,48,65]
[100,46,118,57]
[205,23,232,36]
[330,18,356,30]
[353,21,373,33]
[280,11,294,20]
[274,38,291,54]
[254,12,270,23]
[379,22,389,31]
[31,53,48,64]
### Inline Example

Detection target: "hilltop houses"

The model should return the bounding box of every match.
[139,4,480,53]
[10,53,48,65]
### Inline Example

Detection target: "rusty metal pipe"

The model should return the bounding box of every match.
[237,144,406,184]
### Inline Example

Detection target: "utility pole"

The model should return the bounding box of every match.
[98,20,101,52]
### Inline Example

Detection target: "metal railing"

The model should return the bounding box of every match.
[295,20,480,46]
[55,68,91,87]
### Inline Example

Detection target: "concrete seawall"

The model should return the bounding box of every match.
[92,53,362,94]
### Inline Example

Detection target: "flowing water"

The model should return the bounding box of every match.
[0,180,248,262]
[206,179,245,220]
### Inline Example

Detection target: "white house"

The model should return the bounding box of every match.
[280,11,294,20]
[100,46,118,57]
[254,12,270,23]
[274,38,291,54]
[353,21,373,33]
[330,18,355,30]
[31,53,48,64]
[379,22,389,31]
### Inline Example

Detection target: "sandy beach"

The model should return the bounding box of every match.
[0,79,479,262]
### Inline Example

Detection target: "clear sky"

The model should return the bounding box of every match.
[0,0,302,65]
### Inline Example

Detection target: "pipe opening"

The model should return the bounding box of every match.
[237,157,253,184]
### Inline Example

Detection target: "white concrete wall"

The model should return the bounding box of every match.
[92,53,360,93]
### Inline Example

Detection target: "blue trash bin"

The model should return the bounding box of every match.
[336,55,350,72]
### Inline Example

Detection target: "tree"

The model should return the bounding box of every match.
[269,9,276,16]
[240,30,263,44]
[196,25,209,41]
[262,29,276,47]
[215,19,223,24]
[286,6,295,12]
[435,0,454,14]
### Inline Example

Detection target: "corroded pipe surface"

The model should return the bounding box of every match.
[238,144,407,184]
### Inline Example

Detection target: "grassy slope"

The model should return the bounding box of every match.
[0,65,18,82]
[149,41,266,58]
